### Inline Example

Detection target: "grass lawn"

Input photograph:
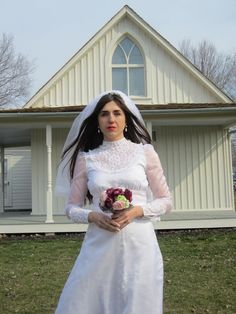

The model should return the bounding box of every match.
[0,229,235,314]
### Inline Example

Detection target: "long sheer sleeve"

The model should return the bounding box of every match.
[142,144,172,219]
[65,154,92,224]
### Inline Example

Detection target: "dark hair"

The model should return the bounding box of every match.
[63,92,151,181]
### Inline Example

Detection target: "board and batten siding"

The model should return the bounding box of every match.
[31,129,68,215]
[28,17,221,109]
[31,126,234,215]
[4,147,31,210]
[154,126,234,211]
[52,129,69,214]
[31,130,47,215]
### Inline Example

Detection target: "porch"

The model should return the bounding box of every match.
[1,106,236,234]
[1,210,236,234]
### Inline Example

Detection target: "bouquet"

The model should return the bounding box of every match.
[99,188,133,213]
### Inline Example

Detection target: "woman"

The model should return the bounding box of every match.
[55,91,172,314]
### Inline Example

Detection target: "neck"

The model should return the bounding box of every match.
[103,136,125,143]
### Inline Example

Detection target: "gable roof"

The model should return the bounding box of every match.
[24,5,232,108]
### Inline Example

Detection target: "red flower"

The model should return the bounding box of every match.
[104,197,113,209]
[100,187,133,212]
[112,188,123,199]
[124,189,132,202]
[106,188,114,199]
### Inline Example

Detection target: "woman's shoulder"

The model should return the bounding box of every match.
[77,151,87,158]
[142,143,156,153]
[78,149,96,158]
[142,143,160,161]
[127,140,148,153]
[125,141,156,155]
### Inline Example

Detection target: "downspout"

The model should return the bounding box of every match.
[145,121,153,140]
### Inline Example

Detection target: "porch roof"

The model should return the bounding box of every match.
[1,103,236,146]
[1,102,236,113]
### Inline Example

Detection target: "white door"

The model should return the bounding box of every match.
[4,157,13,208]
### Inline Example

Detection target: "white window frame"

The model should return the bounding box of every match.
[112,37,146,97]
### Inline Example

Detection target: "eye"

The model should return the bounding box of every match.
[113,110,123,116]
[100,112,108,117]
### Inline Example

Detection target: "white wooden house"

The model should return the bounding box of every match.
[1,5,236,233]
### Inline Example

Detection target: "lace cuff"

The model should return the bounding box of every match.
[65,204,92,224]
[142,197,172,220]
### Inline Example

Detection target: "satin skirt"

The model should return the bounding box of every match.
[55,219,163,314]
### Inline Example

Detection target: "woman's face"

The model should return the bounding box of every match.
[98,100,126,141]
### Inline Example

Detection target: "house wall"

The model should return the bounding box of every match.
[3,147,32,210]
[31,126,234,215]
[29,17,221,109]
[105,18,220,104]
[154,126,234,211]
[31,129,67,215]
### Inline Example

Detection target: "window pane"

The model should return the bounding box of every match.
[129,67,145,96]
[120,38,134,56]
[112,46,126,64]
[129,46,144,64]
[112,68,127,94]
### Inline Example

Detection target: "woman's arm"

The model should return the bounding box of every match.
[66,154,120,231]
[65,154,92,223]
[112,144,172,227]
[141,144,172,219]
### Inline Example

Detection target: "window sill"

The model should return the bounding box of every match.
[130,97,153,105]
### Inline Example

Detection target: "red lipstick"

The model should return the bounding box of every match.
[107,126,116,131]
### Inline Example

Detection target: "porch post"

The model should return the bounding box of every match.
[45,125,54,223]
[0,147,4,213]
[146,121,153,140]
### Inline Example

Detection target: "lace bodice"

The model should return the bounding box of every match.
[84,138,143,172]
[65,138,172,223]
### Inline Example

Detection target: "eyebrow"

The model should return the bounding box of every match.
[100,109,122,113]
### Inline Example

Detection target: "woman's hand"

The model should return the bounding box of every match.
[88,212,121,232]
[111,206,143,229]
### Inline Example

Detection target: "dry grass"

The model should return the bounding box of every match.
[0,229,235,314]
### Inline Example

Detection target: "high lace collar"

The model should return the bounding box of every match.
[87,137,143,172]
[102,137,129,149]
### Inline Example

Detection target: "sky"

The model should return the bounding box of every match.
[0,0,235,99]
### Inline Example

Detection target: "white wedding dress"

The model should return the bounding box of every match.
[55,138,172,314]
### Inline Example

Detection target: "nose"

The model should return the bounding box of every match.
[108,113,115,123]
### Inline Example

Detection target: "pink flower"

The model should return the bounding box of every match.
[112,200,126,210]
[99,187,133,213]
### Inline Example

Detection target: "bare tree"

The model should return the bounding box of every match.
[179,39,236,100]
[0,33,34,107]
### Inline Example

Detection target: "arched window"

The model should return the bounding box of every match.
[112,37,145,96]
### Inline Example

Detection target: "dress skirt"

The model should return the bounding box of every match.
[55,219,163,314]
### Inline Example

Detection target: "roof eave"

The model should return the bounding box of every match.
[23,5,232,109]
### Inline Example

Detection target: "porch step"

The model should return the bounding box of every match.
[0,210,236,234]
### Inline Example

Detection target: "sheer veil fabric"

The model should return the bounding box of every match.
[55,90,146,197]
